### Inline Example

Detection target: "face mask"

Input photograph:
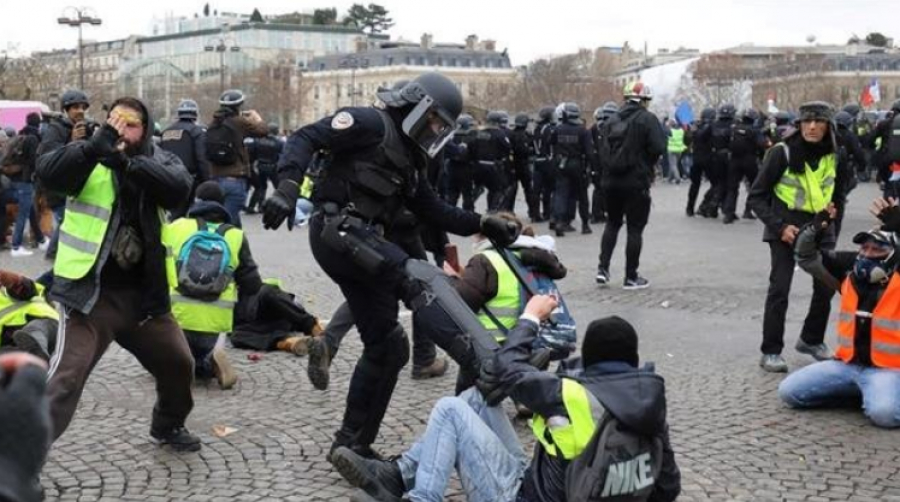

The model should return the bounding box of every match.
[853,257,892,284]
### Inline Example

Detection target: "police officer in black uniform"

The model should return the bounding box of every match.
[722,109,768,224]
[508,113,539,218]
[160,99,211,219]
[590,102,619,223]
[261,72,518,460]
[698,104,735,218]
[246,123,284,214]
[532,107,557,222]
[550,102,594,237]
[444,114,476,210]
[470,111,512,212]
[685,108,714,217]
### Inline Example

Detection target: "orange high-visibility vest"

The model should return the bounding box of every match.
[836,274,900,368]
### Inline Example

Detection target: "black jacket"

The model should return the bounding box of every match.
[747,132,847,243]
[601,102,666,191]
[510,128,534,168]
[36,97,192,316]
[496,320,681,502]
[160,119,210,180]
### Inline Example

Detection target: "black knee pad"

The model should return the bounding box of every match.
[384,326,410,372]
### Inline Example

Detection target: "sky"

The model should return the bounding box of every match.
[1,0,897,65]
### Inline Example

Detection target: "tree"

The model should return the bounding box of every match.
[865,32,890,47]
[250,8,264,23]
[343,3,394,34]
[312,8,338,25]
[203,3,210,17]
[847,34,862,45]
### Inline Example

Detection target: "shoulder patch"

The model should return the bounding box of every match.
[331,111,355,130]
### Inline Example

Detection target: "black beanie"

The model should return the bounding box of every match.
[26,112,41,127]
[582,316,639,368]
[195,181,225,204]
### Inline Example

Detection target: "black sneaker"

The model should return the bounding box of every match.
[581,222,593,235]
[723,214,738,224]
[331,446,405,502]
[328,442,385,463]
[685,207,695,217]
[306,336,332,391]
[562,223,576,232]
[596,267,610,286]
[150,426,201,452]
[623,276,650,290]
[742,209,756,220]
[555,226,565,237]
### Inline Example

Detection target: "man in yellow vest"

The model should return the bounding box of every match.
[748,101,850,373]
[36,97,200,451]
[330,295,681,502]
[665,119,687,184]
[0,270,58,361]
[785,201,900,428]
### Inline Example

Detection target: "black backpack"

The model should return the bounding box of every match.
[565,379,664,502]
[205,118,241,166]
[1,135,34,176]
[730,124,756,157]
[600,113,640,175]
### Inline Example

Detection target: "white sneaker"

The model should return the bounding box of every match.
[38,238,51,252]
[11,247,34,257]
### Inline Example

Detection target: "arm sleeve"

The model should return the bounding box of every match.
[450,254,498,310]
[35,141,98,195]
[646,115,668,160]
[36,123,68,157]
[127,148,193,210]
[407,174,482,236]
[234,236,263,298]
[748,144,789,236]
[193,128,211,182]
[495,318,567,418]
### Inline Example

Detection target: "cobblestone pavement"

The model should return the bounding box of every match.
[10,181,900,502]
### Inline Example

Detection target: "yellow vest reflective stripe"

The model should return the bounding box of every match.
[667,128,686,154]
[0,286,59,346]
[532,379,606,460]
[772,147,836,213]
[300,176,314,199]
[54,165,116,280]
[476,249,522,343]
[162,218,242,334]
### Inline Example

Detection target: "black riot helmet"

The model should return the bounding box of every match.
[700,107,716,122]
[486,111,505,126]
[740,108,759,124]
[176,99,199,119]
[457,113,475,131]
[717,104,736,120]
[842,103,861,118]
[219,89,246,109]
[61,89,90,111]
[560,102,582,124]
[774,111,792,126]
[834,111,853,129]
[538,106,557,124]
[513,113,530,129]
[376,72,463,158]
[891,99,900,113]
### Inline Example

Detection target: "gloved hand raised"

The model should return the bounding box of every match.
[262,179,299,231]
[87,124,121,160]
[0,353,51,502]
[480,214,520,248]
[872,197,900,232]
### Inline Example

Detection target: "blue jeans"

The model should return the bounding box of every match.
[397,389,527,502]
[214,177,248,228]
[779,360,900,428]
[11,181,44,248]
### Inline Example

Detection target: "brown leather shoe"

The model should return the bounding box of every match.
[411,357,448,380]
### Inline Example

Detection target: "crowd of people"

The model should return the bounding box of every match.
[2,67,900,502]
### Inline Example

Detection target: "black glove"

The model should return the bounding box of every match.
[811,209,833,232]
[87,124,121,160]
[480,215,520,248]
[0,363,51,502]
[7,277,38,302]
[475,358,508,406]
[262,179,299,231]
[879,204,900,233]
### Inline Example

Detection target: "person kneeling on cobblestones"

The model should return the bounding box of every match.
[0,270,59,362]
[38,97,201,452]
[331,295,681,502]
[782,198,900,428]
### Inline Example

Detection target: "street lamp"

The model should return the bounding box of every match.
[339,55,369,107]
[58,6,102,91]
[205,37,241,95]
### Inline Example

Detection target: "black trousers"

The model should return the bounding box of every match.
[445,162,475,211]
[506,161,539,218]
[473,162,507,212]
[533,160,556,219]
[599,188,651,279]
[247,164,278,211]
[761,240,835,355]
[687,155,710,212]
[699,152,729,214]
[553,168,589,224]
[722,155,759,218]
[591,172,606,221]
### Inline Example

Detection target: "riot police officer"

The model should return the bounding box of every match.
[508,113,539,218]
[549,102,594,236]
[470,111,512,212]
[698,104,735,218]
[590,102,619,222]
[722,109,768,224]
[532,106,557,222]
[261,72,518,460]
[246,123,285,214]
[444,114,476,210]
[160,99,211,219]
[686,107,715,217]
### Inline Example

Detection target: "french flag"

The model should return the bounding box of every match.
[860,78,881,107]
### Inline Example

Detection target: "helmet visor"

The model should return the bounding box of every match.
[401,95,457,158]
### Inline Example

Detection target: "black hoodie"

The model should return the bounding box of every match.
[36,97,192,316]
[600,101,667,192]
[497,320,681,502]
